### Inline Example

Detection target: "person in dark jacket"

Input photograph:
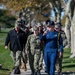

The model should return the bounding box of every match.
[5,23,25,74]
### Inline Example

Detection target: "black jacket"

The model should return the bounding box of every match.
[5,29,26,51]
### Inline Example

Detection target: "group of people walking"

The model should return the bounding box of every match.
[5,19,68,75]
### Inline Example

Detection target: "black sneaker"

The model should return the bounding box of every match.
[14,66,21,74]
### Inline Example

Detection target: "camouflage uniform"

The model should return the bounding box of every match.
[57,30,68,74]
[25,26,43,75]
[55,23,68,75]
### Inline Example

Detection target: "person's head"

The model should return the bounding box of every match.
[46,20,55,31]
[55,22,61,32]
[14,23,21,32]
[37,23,43,31]
[33,26,39,35]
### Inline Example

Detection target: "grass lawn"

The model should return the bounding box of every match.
[0,28,75,75]
[62,48,75,72]
[0,28,14,75]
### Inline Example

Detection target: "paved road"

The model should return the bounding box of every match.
[10,63,75,75]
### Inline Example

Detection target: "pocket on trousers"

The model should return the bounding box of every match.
[31,49,35,55]
[35,50,41,54]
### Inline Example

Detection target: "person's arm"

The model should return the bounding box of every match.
[25,35,30,53]
[63,32,68,48]
[5,32,10,49]
[59,34,63,58]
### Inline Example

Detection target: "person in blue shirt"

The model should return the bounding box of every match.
[41,20,63,75]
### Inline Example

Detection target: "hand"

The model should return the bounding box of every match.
[5,46,8,49]
[43,31,47,35]
[59,52,63,58]
[25,50,28,55]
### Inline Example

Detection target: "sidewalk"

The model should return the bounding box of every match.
[10,63,47,75]
[10,63,75,75]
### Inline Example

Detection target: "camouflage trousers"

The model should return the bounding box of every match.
[28,50,43,73]
[56,56,63,73]
[28,52,34,73]
[34,50,43,72]
[38,50,43,70]
[10,50,22,67]
[21,51,27,64]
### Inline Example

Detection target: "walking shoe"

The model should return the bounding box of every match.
[58,72,63,75]
[37,71,41,75]
[31,72,34,75]
[21,62,27,71]
[14,66,21,74]
[24,64,27,71]
[34,72,37,75]
[60,72,63,75]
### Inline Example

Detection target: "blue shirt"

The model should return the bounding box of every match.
[41,30,63,52]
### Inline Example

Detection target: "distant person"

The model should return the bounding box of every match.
[55,22,68,75]
[5,23,25,74]
[41,20,63,75]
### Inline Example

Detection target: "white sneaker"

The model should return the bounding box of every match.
[70,54,75,58]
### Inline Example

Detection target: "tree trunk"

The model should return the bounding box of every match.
[64,0,73,48]
[65,17,71,48]
[71,11,75,54]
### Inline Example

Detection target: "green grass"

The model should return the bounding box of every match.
[0,28,75,75]
[0,28,14,75]
[62,48,75,71]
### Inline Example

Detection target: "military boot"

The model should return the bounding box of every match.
[21,62,27,71]
[14,66,21,74]
[23,64,27,71]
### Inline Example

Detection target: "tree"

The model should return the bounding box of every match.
[65,0,75,48]
[0,9,16,32]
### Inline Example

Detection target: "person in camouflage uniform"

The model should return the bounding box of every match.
[55,22,68,75]
[25,26,43,75]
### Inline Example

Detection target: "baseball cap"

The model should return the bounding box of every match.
[46,20,55,26]
[33,26,39,31]
[55,22,62,28]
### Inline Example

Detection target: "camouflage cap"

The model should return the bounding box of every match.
[42,22,46,26]
[15,22,21,28]
[37,23,43,27]
[16,18,22,23]
[25,23,30,28]
[33,26,39,31]
[55,22,62,28]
